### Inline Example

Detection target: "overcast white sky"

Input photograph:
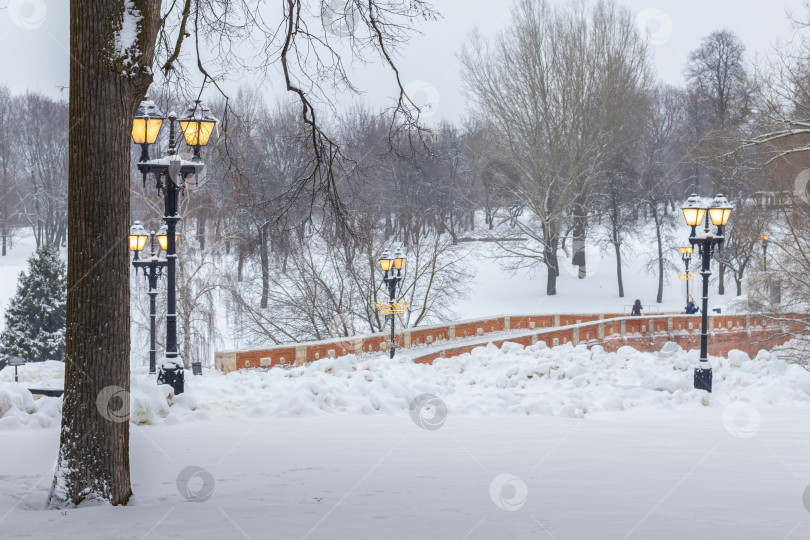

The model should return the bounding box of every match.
[0,0,805,123]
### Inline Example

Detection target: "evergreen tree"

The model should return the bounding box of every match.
[0,243,66,362]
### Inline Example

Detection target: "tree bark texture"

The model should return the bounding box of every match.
[49,0,160,508]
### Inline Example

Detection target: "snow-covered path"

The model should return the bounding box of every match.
[2,408,810,539]
[3,341,810,538]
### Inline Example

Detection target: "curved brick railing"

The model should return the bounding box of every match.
[214,313,800,373]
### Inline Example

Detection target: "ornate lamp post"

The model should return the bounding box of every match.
[760,234,769,271]
[131,98,217,394]
[681,193,733,393]
[129,221,167,375]
[376,248,407,359]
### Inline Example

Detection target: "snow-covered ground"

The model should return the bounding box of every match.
[2,342,810,538]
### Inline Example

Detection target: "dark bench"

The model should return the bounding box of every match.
[28,388,64,398]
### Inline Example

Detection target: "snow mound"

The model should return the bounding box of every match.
[0,360,64,429]
[0,383,61,429]
[128,341,810,424]
[4,342,810,428]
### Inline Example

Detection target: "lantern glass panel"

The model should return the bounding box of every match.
[709,207,731,226]
[180,120,216,147]
[131,118,147,144]
[145,118,163,144]
[682,207,706,227]
[157,233,179,252]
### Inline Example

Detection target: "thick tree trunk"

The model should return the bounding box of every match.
[49,0,160,508]
[718,262,726,295]
[656,251,664,303]
[182,311,192,369]
[259,223,270,309]
[614,240,624,298]
[544,223,558,296]
[237,248,245,282]
[654,208,664,304]
[572,200,587,279]
[197,213,206,251]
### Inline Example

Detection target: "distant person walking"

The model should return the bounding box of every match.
[685,296,699,315]
[631,299,643,317]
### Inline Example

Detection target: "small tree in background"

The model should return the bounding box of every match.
[0,243,66,362]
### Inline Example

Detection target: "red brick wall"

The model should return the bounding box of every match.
[236,347,297,369]
[221,314,802,371]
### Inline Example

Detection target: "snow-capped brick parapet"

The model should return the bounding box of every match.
[214,314,624,373]
[214,312,800,373]
[410,314,796,365]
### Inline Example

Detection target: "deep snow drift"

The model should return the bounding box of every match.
[2,341,809,429]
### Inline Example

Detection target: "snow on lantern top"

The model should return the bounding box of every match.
[131,99,165,145]
[379,251,394,272]
[681,194,707,228]
[392,248,406,271]
[129,221,148,252]
[708,194,732,227]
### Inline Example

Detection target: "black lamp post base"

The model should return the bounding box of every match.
[158,364,185,394]
[694,366,712,392]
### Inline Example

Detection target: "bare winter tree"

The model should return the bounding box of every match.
[636,85,686,304]
[16,93,69,248]
[54,0,436,509]
[0,85,20,256]
[685,29,756,295]
[731,3,810,355]
[460,0,651,295]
